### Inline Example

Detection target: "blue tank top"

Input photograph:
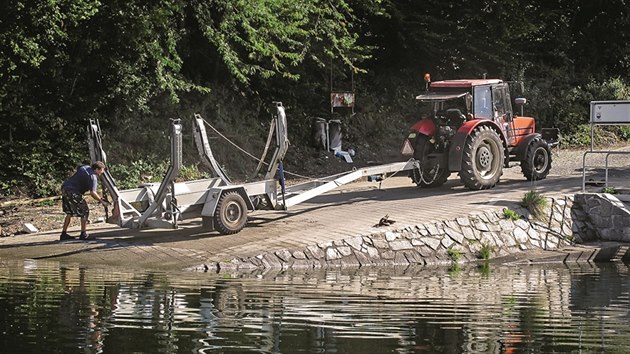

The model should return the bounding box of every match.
[62,165,97,194]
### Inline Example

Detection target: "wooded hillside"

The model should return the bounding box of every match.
[1,0,629,198]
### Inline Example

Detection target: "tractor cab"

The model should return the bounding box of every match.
[403,78,553,190]
[417,79,513,122]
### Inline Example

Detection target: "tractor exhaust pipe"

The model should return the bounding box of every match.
[515,97,527,116]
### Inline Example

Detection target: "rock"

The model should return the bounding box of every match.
[385,231,399,241]
[23,223,38,234]
[422,237,441,250]
[325,247,342,260]
[345,236,363,251]
[292,250,307,259]
[389,239,413,251]
[275,249,292,262]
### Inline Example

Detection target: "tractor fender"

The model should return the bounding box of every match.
[409,118,437,137]
[512,133,542,161]
[448,120,507,171]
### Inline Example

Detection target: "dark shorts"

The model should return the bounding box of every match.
[62,189,90,218]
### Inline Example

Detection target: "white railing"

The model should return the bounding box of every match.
[581,150,630,192]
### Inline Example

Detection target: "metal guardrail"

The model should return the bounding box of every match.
[581,150,630,192]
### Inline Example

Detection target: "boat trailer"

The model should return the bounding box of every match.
[87,102,419,235]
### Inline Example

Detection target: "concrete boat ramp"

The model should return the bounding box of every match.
[1,166,629,272]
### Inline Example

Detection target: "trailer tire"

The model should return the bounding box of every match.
[214,191,248,234]
[521,137,552,181]
[460,126,504,190]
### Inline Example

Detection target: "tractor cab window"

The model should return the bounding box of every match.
[493,84,512,119]
[473,85,492,119]
[434,97,468,116]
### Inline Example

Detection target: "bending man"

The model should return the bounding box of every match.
[60,161,109,241]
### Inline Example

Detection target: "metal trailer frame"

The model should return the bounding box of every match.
[88,102,420,234]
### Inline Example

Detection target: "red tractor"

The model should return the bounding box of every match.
[401,78,554,190]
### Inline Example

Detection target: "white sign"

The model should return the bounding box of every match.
[590,100,630,124]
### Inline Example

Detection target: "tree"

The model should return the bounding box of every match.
[0,0,386,197]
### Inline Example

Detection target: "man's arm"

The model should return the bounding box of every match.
[89,175,109,206]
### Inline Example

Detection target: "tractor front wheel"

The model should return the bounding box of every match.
[460,126,504,190]
[214,191,248,234]
[521,137,552,181]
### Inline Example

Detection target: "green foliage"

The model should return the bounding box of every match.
[529,77,630,141]
[2,0,630,199]
[503,208,520,221]
[478,261,490,277]
[108,159,168,190]
[192,0,377,83]
[179,164,205,181]
[0,0,387,198]
[108,160,206,190]
[447,247,462,263]
[448,264,461,276]
[601,187,618,194]
[0,138,82,198]
[520,190,548,219]
[479,243,494,260]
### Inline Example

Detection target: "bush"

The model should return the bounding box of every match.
[520,190,548,219]
[562,124,622,148]
[108,159,207,190]
[0,139,82,198]
[179,164,206,181]
[527,77,630,145]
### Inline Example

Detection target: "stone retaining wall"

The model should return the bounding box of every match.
[211,196,588,271]
[572,193,630,243]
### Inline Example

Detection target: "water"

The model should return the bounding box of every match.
[0,260,629,353]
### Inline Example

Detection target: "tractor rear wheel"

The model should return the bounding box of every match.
[460,126,504,190]
[521,137,552,181]
[214,191,248,234]
[411,135,450,188]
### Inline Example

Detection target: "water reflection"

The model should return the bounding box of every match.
[0,260,628,353]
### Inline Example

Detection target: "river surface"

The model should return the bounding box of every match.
[0,259,629,353]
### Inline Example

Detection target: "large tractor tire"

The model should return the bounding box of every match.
[521,137,552,181]
[214,191,248,234]
[460,126,504,190]
[411,135,450,188]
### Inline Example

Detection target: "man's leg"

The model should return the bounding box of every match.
[62,214,72,233]
[60,215,75,240]
[60,190,79,240]
[80,217,87,233]
[78,200,91,240]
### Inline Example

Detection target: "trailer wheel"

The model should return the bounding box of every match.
[521,137,552,181]
[460,126,504,190]
[214,191,248,234]
[410,135,450,187]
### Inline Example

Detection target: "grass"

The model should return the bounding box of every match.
[520,190,548,219]
[447,247,462,263]
[448,264,462,276]
[601,186,618,194]
[479,243,494,260]
[478,262,490,276]
[503,208,520,221]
